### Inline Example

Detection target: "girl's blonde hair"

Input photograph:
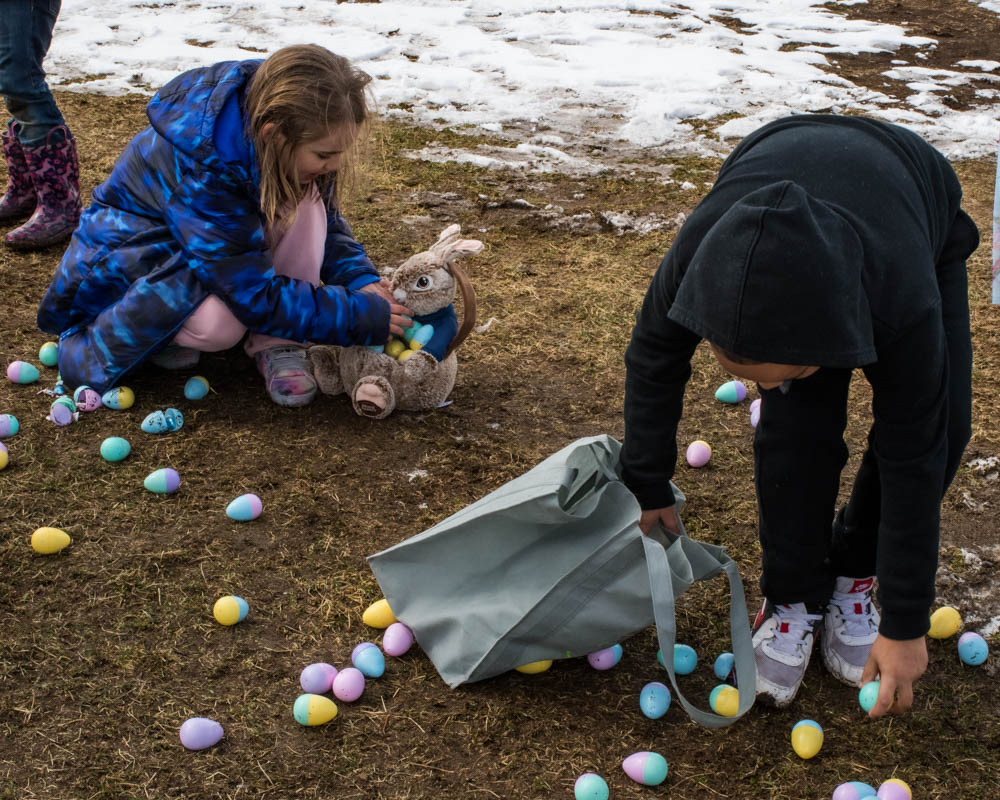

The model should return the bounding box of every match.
[245,44,372,228]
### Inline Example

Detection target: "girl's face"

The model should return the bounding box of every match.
[291,125,356,184]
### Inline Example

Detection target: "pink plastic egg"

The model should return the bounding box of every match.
[622,751,668,786]
[383,622,414,657]
[586,643,623,670]
[685,440,711,468]
[179,717,224,750]
[332,666,365,702]
[299,662,338,694]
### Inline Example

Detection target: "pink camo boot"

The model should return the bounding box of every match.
[0,121,37,222]
[5,125,82,250]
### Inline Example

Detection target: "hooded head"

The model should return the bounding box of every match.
[667,181,876,368]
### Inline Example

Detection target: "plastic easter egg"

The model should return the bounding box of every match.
[385,339,406,359]
[401,320,423,343]
[213,595,249,626]
[411,324,435,347]
[39,342,59,367]
[0,442,7,471]
[715,380,747,404]
[398,349,416,362]
[958,631,989,665]
[102,386,135,410]
[144,467,181,494]
[7,360,40,384]
[709,684,739,717]
[514,659,552,674]
[685,440,711,468]
[673,643,697,675]
[858,680,880,713]
[0,414,19,438]
[791,719,824,759]
[47,401,76,426]
[833,781,878,800]
[299,662,338,694]
[293,693,338,726]
[928,606,962,639]
[749,397,761,428]
[639,681,671,719]
[226,493,262,522]
[72,385,103,412]
[52,395,76,412]
[332,667,366,702]
[100,436,131,462]
[586,643,623,670]
[622,751,668,786]
[713,651,735,681]
[31,526,71,554]
[141,410,168,434]
[352,642,386,678]
[876,778,912,800]
[184,375,210,400]
[362,598,397,628]
[574,773,609,800]
[165,407,184,430]
[179,717,224,750]
[382,622,414,657]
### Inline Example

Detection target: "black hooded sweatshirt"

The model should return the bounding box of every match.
[622,114,979,640]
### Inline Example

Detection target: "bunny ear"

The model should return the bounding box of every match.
[445,239,484,260]
[436,224,461,243]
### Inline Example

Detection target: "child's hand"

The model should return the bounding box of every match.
[860,634,928,718]
[361,278,395,304]
[388,303,414,339]
[639,506,681,535]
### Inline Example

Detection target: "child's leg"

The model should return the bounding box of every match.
[172,296,247,352]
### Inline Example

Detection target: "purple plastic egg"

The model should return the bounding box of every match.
[750,397,761,428]
[299,662,338,694]
[72,386,103,412]
[586,643,623,670]
[332,666,366,702]
[179,717,224,750]
[833,782,877,800]
[383,622,414,657]
[47,402,76,427]
[685,440,711,468]
[876,780,912,800]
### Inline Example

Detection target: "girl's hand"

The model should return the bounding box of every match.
[388,303,414,339]
[639,506,681,535]
[361,278,395,304]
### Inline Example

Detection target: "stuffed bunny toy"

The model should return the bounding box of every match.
[309,224,482,418]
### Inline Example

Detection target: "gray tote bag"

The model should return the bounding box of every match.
[368,434,756,726]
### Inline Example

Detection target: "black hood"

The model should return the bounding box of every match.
[667,180,877,368]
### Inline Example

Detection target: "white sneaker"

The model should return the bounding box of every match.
[822,576,879,687]
[752,600,823,707]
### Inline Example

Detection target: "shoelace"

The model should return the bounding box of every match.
[261,346,309,375]
[829,589,877,637]
[769,606,823,657]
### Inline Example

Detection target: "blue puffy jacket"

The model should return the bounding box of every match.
[37,59,388,392]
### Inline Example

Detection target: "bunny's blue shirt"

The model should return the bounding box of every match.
[37,59,387,392]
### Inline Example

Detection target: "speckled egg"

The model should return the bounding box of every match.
[362,598,396,628]
[31,526,71,554]
[858,680,880,713]
[586,643,623,670]
[184,375,210,400]
[574,773,609,800]
[958,631,989,665]
[102,386,135,410]
[100,436,131,462]
[6,360,39,384]
[299,662,338,694]
[39,342,59,367]
[791,719,824,759]
[73,385,103,411]
[144,467,181,494]
[622,751,668,786]
[382,622,414,657]
[352,642,386,678]
[639,681,671,719]
[332,667,365,702]
[685,440,711,468]
[0,414,19,438]
[293,693,338,726]
[213,595,249,626]
[714,380,747,404]
[179,717,223,750]
[226,493,262,521]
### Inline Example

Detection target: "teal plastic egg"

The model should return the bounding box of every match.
[184,375,210,400]
[858,680,880,713]
[6,360,40,384]
[100,436,131,462]
[574,773,609,800]
[0,414,19,438]
[39,342,59,367]
[622,751,668,786]
[714,380,747,404]
[144,468,181,494]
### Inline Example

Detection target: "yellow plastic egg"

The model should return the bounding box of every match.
[928,606,962,639]
[213,595,249,626]
[385,339,406,359]
[398,349,416,362]
[791,719,824,759]
[515,660,552,674]
[710,685,739,717]
[362,598,397,628]
[31,526,71,554]
[0,442,8,471]
[293,693,338,726]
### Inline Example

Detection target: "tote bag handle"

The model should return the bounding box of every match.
[642,533,756,727]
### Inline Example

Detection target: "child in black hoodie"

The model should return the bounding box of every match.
[622,115,979,717]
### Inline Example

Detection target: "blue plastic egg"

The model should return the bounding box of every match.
[100,436,131,462]
[639,681,671,719]
[142,408,184,434]
[352,642,386,678]
[673,643,697,675]
[226,493,262,521]
[958,632,989,665]
[411,324,435,347]
[0,414,18,438]
[713,651,735,681]
[39,342,59,367]
[574,773,609,800]
[102,386,135,410]
[833,781,878,800]
[184,375,210,400]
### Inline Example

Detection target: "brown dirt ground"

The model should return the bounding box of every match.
[1,1,999,799]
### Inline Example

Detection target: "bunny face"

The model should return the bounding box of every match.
[391,256,456,316]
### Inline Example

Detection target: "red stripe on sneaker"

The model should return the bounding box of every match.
[851,578,874,593]
[779,622,789,633]
[854,602,863,615]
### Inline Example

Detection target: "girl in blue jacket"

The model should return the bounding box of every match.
[37,44,412,407]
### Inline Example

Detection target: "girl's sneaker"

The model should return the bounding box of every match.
[821,577,879,686]
[255,345,317,407]
[751,600,823,707]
